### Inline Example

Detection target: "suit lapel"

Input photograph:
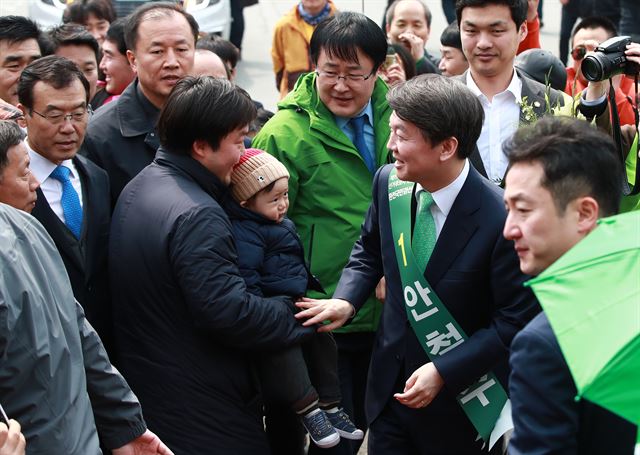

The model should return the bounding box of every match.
[424,168,482,286]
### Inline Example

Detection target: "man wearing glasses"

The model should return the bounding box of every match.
[17,55,115,357]
[564,16,635,126]
[252,11,390,455]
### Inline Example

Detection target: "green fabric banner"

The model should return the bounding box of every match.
[387,169,508,442]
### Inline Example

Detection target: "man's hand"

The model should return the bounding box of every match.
[295,298,354,332]
[398,32,426,63]
[379,63,407,88]
[393,363,445,409]
[112,430,174,455]
[0,420,25,455]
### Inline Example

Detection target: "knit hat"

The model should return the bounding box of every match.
[231,148,290,202]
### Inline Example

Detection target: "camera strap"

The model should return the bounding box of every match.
[609,76,640,196]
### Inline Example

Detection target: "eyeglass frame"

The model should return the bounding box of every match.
[315,69,377,84]
[29,105,92,125]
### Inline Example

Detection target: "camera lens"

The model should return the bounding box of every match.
[581,55,605,82]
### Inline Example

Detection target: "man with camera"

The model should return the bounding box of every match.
[564,17,637,126]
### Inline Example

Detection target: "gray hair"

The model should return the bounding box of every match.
[387,74,484,159]
[0,120,26,175]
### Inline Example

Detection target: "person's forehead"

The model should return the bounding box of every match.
[393,0,427,21]
[32,79,86,105]
[7,141,28,163]
[0,38,41,57]
[56,44,96,61]
[461,4,514,26]
[573,27,610,44]
[137,11,193,40]
[318,48,372,68]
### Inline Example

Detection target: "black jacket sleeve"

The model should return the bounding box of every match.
[170,207,315,350]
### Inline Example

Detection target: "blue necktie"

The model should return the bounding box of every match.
[412,191,436,272]
[49,165,83,239]
[349,115,376,174]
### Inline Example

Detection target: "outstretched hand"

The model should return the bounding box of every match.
[112,430,174,455]
[295,297,354,332]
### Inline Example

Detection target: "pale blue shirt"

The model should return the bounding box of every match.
[334,100,375,158]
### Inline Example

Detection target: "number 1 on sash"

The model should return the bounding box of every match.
[398,232,408,267]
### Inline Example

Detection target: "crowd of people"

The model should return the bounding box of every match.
[0,0,638,454]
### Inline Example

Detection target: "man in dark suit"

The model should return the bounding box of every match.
[17,55,113,355]
[297,74,539,454]
[503,116,637,454]
[454,0,609,183]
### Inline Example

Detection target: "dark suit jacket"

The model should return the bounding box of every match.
[32,154,114,355]
[509,312,637,455]
[456,70,567,179]
[334,164,539,450]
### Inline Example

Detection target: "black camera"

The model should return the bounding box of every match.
[581,36,640,82]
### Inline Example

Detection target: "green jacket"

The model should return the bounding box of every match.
[252,72,392,332]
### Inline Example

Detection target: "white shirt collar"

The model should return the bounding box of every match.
[465,69,523,103]
[25,139,77,184]
[416,159,470,217]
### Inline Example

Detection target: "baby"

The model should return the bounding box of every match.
[228,149,364,448]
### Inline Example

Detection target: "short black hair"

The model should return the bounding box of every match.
[158,76,256,155]
[105,17,128,56]
[124,2,198,53]
[570,16,617,44]
[0,120,25,176]
[0,16,42,47]
[310,12,388,72]
[504,116,621,217]
[46,24,100,66]
[63,0,117,25]
[18,55,90,110]
[456,0,528,28]
[388,74,484,159]
[440,21,462,50]
[385,0,433,29]
[389,44,416,80]
[196,34,240,70]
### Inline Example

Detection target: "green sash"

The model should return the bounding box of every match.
[387,168,508,443]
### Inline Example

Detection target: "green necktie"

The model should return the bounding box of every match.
[412,190,437,272]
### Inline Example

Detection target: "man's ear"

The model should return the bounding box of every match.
[191,139,210,161]
[518,22,528,44]
[126,50,137,72]
[239,200,248,207]
[439,137,459,162]
[575,196,600,235]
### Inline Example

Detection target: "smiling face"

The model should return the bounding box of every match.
[0,141,39,213]
[197,125,248,186]
[243,177,290,223]
[460,3,526,80]
[21,79,88,164]
[315,48,377,118]
[0,38,41,106]
[387,111,443,186]
[127,11,195,108]
[100,39,135,95]
[503,161,585,276]
[84,12,110,46]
